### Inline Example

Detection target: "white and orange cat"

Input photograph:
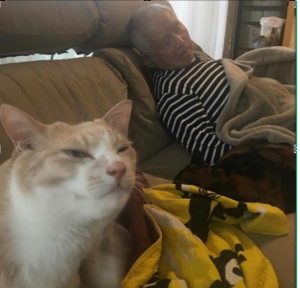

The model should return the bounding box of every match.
[0,100,136,288]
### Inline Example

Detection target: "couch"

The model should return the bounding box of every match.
[0,1,295,287]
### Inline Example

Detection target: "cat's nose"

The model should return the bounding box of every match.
[106,162,126,181]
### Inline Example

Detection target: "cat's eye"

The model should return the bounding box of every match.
[118,146,129,153]
[63,149,91,159]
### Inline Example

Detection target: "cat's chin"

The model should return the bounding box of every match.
[75,186,131,201]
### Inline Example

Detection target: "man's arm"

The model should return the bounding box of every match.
[157,92,231,165]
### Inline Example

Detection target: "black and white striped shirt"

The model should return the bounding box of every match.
[153,55,232,165]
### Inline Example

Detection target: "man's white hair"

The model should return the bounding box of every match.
[129,4,174,54]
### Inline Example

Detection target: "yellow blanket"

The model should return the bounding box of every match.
[122,184,289,288]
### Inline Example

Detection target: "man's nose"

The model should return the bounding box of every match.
[106,161,126,181]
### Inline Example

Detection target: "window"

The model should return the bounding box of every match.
[0,49,91,65]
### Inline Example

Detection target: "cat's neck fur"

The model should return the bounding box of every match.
[0,155,109,288]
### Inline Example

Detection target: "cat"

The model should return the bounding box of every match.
[0,100,136,288]
[175,141,295,214]
[253,27,280,49]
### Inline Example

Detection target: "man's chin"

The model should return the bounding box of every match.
[175,58,195,70]
[157,54,195,70]
[174,51,194,66]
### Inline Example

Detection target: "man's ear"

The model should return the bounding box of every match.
[140,54,156,68]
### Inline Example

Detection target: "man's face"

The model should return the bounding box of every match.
[145,9,195,70]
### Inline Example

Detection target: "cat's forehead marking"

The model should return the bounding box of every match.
[79,122,121,153]
[78,121,107,130]
[49,121,121,155]
[78,122,109,138]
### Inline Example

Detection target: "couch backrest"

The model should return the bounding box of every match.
[0,0,172,57]
[0,51,174,165]
[76,1,172,53]
[0,1,99,57]
[0,1,175,165]
[0,57,127,163]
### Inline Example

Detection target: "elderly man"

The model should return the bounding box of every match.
[130,4,232,164]
[130,4,296,165]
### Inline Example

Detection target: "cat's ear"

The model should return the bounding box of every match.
[0,104,45,152]
[253,29,260,41]
[102,100,132,137]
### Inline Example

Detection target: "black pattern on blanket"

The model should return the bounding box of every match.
[122,184,289,288]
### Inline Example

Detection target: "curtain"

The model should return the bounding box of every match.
[169,1,229,59]
[0,54,51,65]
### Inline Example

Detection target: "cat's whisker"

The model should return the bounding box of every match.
[136,163,174,170]
[131,186,150,204]
[119,123,141,134]
[135,173,173,183]
[133,180,147,188]
[137,173,173,181]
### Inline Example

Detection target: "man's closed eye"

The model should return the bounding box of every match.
[162,38,171,49]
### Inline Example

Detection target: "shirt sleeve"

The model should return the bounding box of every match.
[156,91,232,165]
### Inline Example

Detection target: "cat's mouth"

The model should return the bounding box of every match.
[92,189,120,199]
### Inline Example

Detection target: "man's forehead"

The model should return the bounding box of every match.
[146,10,178,40]
[150,9,177,26]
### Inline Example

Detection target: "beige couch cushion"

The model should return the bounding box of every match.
[247,213,296,288]
[141,142,191,180]
[76,1,172,53]
[0,1,99,57]
[0,57,127,164]
[93,48,174,164]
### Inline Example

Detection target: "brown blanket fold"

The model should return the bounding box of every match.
[174,141,296,214]
[117,171,159,269]
[215,47,296,146]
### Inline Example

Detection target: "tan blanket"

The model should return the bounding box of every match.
[215,47,296,146]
